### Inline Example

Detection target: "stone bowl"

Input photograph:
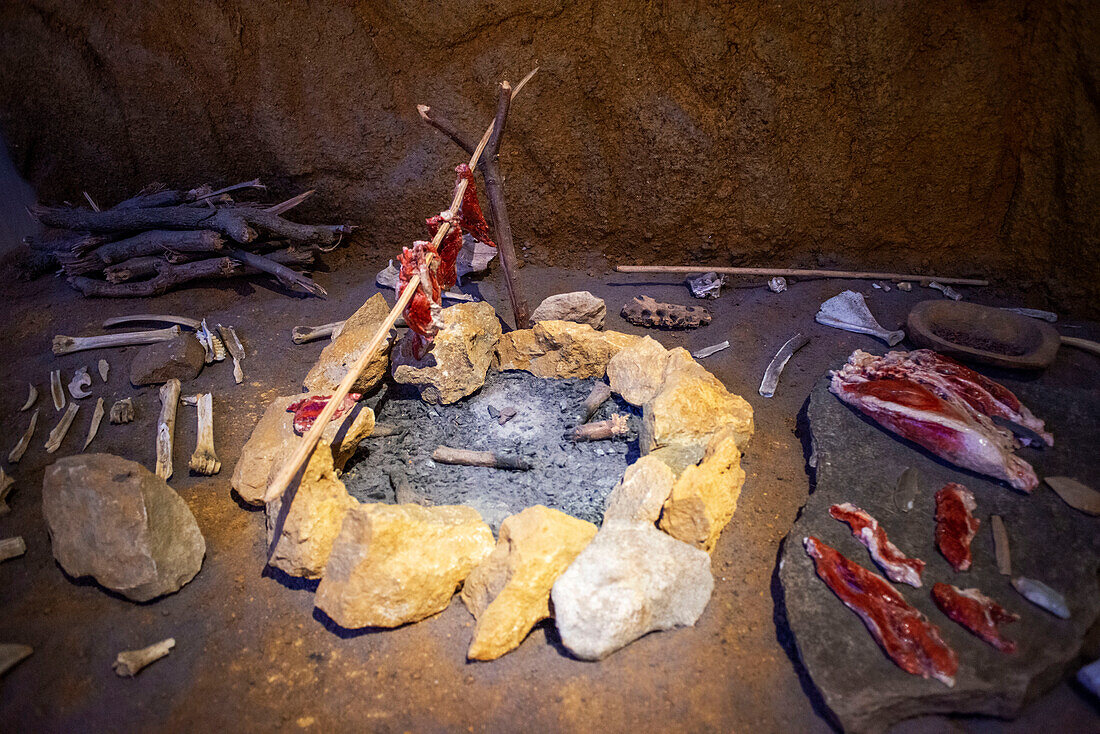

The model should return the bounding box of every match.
[907,300,1061,370]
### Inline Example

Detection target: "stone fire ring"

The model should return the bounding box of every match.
[232,297,755,662]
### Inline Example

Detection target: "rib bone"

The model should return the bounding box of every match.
[45,403,80,453]
[20,383,37,411]
[83,397,105,451]
[68,366,93,399]
[103,314,201,330]
[156,379,181,480]
[113,638,175,677]
[216,325,245,384]
[53,326,181,356]
[50,370,66,411]
[109,398,135,424]
[183,393,220,475]
[9,409,38,463]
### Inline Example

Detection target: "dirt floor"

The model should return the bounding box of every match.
[1,256,1098,732]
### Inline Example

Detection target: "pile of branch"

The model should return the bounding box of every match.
[27,181,354,298]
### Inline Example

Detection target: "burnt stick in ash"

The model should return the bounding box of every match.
[431,445,532,471]
[569,414,629,442]
[580,382,612,423]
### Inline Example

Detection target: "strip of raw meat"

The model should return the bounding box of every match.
[829,503,925,587]
[846,349,1052,447]
[287,393,362,436]
[454,164,496,248]
[830,363,1039,491]
[425,212,463,292]
[804,536,958,687]
[397,240,443,359]
[932,582,1019,653]
[935,483,980,571]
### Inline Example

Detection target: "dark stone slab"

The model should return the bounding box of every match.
[779,367,1100,733]
[129,334,204,386]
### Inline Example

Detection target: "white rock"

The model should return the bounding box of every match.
[530,291,607,329]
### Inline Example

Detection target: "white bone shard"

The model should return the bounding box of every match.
[45,402,79,454]
[50,370,65,411]
[20,383,37,411]
[9,409,38,464]
[98,359,109,382]
[815,290,904,346]
[83,397,105,451]
[68,366,93,399]
[113,638,175,677]
[0,536,26,563]
[156,379,181,480]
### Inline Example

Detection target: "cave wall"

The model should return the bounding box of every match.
[1,1,1097,314]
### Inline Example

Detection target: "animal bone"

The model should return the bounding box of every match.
[767,276,788,293]
[98,359,109,382]
[1001,306,1057,323]
[686,272,726,299]
[196,319,226,364]
[431,445,532,471]
[20,383,37,411]
[693,340,731,359]
[183,393,220,475]
[50,370,65,411]
[621,295,712,329]
[45,403,80,453]
[156,380,181,480]
[68,366,93,399]
[759,333,809,398]
[0,644,31,678]
[580,383,612,423]
[1012,577,1070,619]
[0,468,13,515]
[815,290,904,346]
[570,414,630,442]
[897,282,912,291]
[292,321,343,344]
[53,326,181,356]
[103,314,201,330]
[9,409,39,463]
[0,536,26,563]
[109,398,134,424]
[113,638,175,677]
[1044,476,1100,516]
[83,397,105,451]
[928,281,963,300]
[217,325,245,384]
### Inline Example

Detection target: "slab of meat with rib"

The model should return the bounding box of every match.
[935,483,980,571]
[932,582,1019,653]
[804,536,958,687]
[830,350,1040,492]
[829,503,925,587]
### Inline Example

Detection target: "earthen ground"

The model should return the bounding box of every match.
[1,255,1097,732]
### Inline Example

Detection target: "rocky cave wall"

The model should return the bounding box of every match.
[1,1,1097,316]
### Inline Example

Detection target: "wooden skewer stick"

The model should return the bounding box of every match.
[264,72,537,506]
[615,265,988,287]
[263,278,417,504]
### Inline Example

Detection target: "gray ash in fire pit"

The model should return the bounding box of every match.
[341,370,639,531]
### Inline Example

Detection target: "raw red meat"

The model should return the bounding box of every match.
[931,582,1019,653]
[804,536,958,687]
[829,503,925,587]
[935,483,979,571]
[397,240,443,359]
[426,211,464,291]
[454,163,496,248]
[286,393,362,436]
[849,349,1051,447]
[831,351,1039,492]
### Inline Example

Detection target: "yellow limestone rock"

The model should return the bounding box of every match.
[391,301,502,404]
[659,426,746,552]
[494,320,639,379]
[303,293,393,394]
[640,351,754,453]
[606,336,672,406]
[461,505,596,660]
[265,442,357,579]
[231,396,374,506]
[602,456,676,527]
[315,503,494,629]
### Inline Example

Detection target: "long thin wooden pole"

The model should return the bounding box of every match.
[615,265,988,287]
[264,70,538,506]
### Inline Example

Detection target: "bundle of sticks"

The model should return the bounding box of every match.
[27,181,354,298]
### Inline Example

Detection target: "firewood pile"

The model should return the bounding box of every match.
[27,181,354,298]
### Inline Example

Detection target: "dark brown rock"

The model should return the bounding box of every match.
[129,334,204,386]
[42,454,206,602]
[621,295,711,330]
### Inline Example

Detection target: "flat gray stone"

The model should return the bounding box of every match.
[42,454,206,602]
[530,291,607,329]
[778,373,1100,733]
